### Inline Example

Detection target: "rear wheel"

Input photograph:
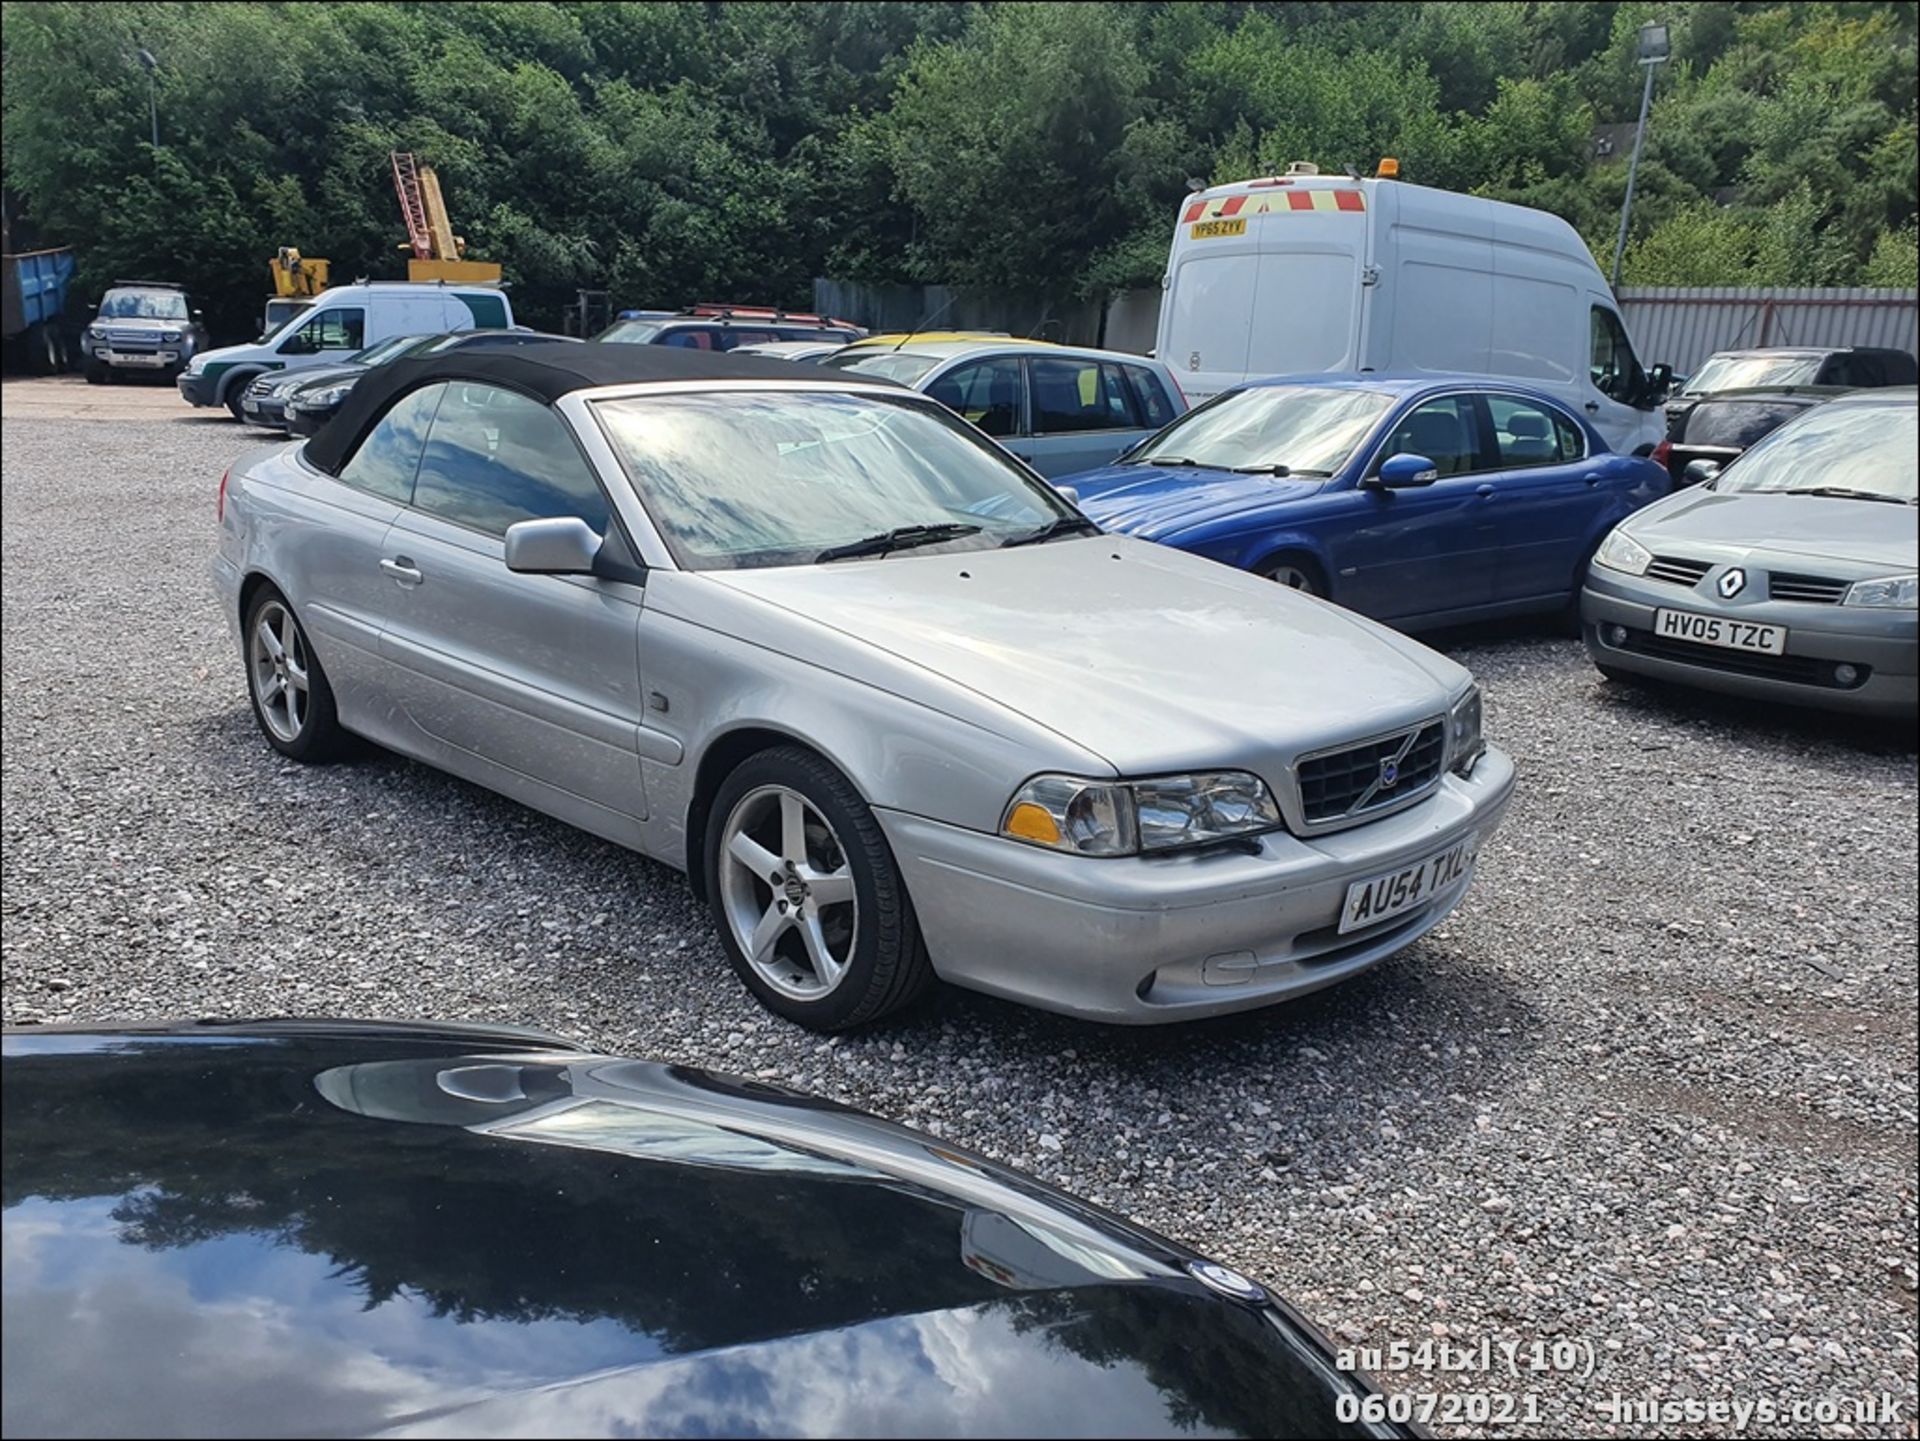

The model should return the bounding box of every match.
[244,588,344,762]
[706,746,932,1031]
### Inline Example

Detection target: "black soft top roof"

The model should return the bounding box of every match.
[303,340,898,476]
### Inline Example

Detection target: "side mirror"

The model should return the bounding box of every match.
[1648,362,1673,395]
[504,516,603,575]
[1371,452,1441,488]
[192,308,205,320]
[1056,483,1081,506]
[279,336,314,356]
[1681,458,1721,486]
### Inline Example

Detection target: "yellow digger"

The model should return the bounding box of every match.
[262,247,328,334]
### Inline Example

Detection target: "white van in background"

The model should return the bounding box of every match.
[178,281,514,419]
[1156,165,1671,455]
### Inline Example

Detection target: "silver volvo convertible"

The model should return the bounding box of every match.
[213,344,1515,1030]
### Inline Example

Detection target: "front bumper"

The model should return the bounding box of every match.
[878,746,1516,1024]
[242,393,290,429]
[286,405,334,437]
[86,339,185,374]
[177,371,220,407]
[1581,569,1917,719]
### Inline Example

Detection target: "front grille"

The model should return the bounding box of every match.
[246,377,276,397]
[105,329,161,349]
[1618,629,1868,689]
[1767,571,1849,605]
[1297,720,1446,825]
[1645,554,1712,588]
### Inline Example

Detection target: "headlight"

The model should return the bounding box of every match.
[161,329,182,342]
[1001,771,1281,856]
[298,383,355,408]
[1449,686,1485,776]
[1593,529,1652,576]
[87,323,107,338]
[1843,574,1918,609]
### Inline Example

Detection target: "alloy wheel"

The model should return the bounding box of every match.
[1264,563,1319,594]
[718,784,859,1001]
[248,599,311,744]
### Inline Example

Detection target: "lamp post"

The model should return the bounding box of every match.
[1610,21,1671,288]
[136,47,159,148]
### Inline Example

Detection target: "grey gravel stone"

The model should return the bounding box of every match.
[2,401,1916,1438]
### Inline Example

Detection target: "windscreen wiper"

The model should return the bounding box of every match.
[1000,515,1102,548]
[1227,464,1336,477]
[1137,455,1205,467]
[1774,486,1914,506]
[815,523,982,563]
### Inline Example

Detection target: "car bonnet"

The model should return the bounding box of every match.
[1625,487,1918,570]
[2,1027,1375,1440]
[1067,463,1328,541]
[702,535,1466,780]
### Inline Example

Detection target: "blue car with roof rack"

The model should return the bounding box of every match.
[1060,373,1671,630]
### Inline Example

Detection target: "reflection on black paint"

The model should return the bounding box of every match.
[4,1034,1371,1439]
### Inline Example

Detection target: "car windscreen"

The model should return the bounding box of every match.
[593,391,1074,569]
[1714,401,1917,502]
[1680,399,1809,448]
[822,350,943,385]
[596,320,666,344]
[1133,385,1394,474]
[351,334,430,367]
[1685,355,1821,394]
[98,289,189,321]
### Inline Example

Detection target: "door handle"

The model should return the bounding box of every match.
[1475,484,1496,499]
[379,557,423,587]
[1584,401,1600,414]
[1583,472,1604,486]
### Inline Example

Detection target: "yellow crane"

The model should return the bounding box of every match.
[390,153,502,284]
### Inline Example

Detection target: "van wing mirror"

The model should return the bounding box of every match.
[504,516,603,575]
[1646,362,1674,404]
[1370,453,1441,488]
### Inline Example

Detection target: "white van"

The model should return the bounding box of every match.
[1157,168,1671,454]
[178,281,513,418]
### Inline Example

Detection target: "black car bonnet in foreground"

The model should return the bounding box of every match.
[2,1022,1397,1439]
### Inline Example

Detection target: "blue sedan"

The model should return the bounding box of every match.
[1063,375,1671,629]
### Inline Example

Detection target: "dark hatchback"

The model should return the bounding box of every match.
[283,330,581,436]
[2,1020,1408,1439]
[1653,388,1842,484]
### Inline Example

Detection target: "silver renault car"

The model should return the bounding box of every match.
[1583,388,1917,719]
[213,344,1514,1030]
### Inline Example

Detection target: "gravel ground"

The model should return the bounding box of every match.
[4,390,1917,1438]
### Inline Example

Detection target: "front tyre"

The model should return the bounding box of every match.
[1259,555,1326,598]
[706,746,932,1031]
[244,588,344,761]
[224,374,258,421]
